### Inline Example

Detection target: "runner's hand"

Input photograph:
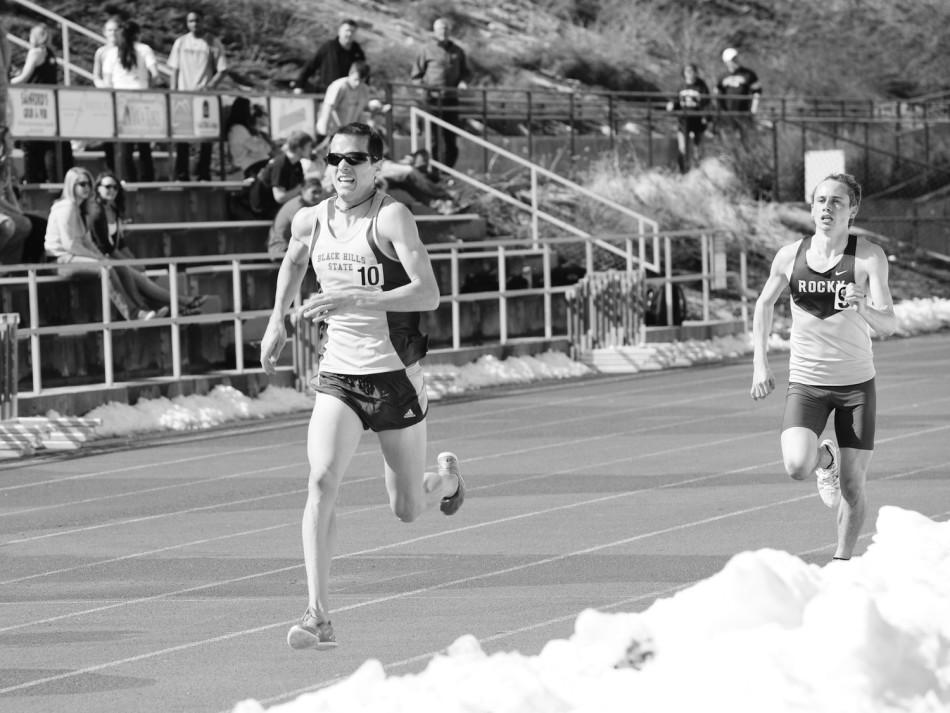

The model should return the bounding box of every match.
[260,317,287,375]
[750,363,775,400]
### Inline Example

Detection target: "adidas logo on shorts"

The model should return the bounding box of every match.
[404,409,415,419]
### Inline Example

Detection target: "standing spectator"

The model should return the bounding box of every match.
[44,167,158,320]
[266,174,325,259]
[225,97,274,179]
[715,47,761,135]
[315,61,373,149]
[168,10,227,181]
[292,19,365,95]
[87,170,207,314]
[667,63,711,173]
[9,24,74,182]
[92,14,120,173]
[248,130,314,220]
[410,17,472,169]
[102,20,159,182]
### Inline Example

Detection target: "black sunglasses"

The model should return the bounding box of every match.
[325,152,376,166]
[100,183,119,189]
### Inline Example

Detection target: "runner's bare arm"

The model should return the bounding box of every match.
[850,241,897,337]
[750,245,793,400]
[261,207,317,373]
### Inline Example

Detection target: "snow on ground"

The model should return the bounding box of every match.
[81,297,950,440]
[231,506,950,713]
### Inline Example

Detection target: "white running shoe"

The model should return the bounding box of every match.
[438,452,465,515]
[815,439,841,508]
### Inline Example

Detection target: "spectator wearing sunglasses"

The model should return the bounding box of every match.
[260,122,464,651]
[44,168,159,320]
[87,171,207,314]
[248,130,314,219]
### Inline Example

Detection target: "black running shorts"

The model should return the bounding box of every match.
[782,379,876,450]
[312,363,428,432]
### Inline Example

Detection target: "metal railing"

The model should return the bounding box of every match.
[409,106,661,273]
[6,0,172,84]
[0,230,748,398]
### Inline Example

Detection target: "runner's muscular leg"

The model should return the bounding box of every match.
[304,393,363,618]
[378,419,451,522]
[835,447,871,558]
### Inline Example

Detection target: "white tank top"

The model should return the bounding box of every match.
[787,235,874,386]
[308,192,427,374]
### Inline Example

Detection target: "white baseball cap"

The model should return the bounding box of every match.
[722,48,738,62]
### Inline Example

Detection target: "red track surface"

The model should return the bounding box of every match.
[2,333,949,713]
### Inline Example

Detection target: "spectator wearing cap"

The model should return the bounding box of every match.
[716,47,761,115]
[266,173,326,259]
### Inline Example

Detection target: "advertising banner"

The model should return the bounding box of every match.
[115,91,167,140]
[169,93,221,139]
[270,96,314,140]
[8,87,56,137]
[58,89,114,139]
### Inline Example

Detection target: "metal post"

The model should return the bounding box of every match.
[0,313,19,420]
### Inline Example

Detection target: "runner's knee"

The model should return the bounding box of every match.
[783,454,811,481]
[390,491,422,523]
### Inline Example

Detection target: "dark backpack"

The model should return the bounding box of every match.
[644,284,687,326]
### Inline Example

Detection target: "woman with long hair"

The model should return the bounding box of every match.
[44,167,157,320]
[225,96,274,179]
[10,24,74,182]
[102,20,158,181]
[87,170,207,315]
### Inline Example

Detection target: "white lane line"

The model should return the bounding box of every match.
[3,456,948,696]
[0,392,756,546]
[0,377,738,518]
[0,370,741,494]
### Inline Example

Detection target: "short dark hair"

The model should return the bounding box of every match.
[350,60,370,81]
[332,122,384,161]
[340,18,358,28]
[286,130,314,152]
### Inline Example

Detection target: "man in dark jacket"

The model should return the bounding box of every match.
[292,19,366,94]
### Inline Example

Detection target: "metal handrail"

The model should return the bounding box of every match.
[0,229,746,396]
[8,0,172,84]
[409,106,661,274]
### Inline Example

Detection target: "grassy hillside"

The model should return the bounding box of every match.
[15,0,950,99]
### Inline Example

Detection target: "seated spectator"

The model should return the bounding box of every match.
[550,254,586,286]
[0,130,45,264]
[10,24,74,182]
[314,61,373,150]
[505,264,532,291]
[226,97,274,179]
[0,192,30,264]
[45,167,158,320]
[87,171,207,314]
[461,259,499,293]
[379,149,456,214]
[246,130,314,220]
[101,20,159,182]
[266,173,326,259]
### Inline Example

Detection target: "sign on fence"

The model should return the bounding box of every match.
[8,87,56,137]
[116,91,167,139]
[59,89,114,138]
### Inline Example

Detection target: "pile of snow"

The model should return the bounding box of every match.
[68,296,949,440]
[232,506,950,713]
